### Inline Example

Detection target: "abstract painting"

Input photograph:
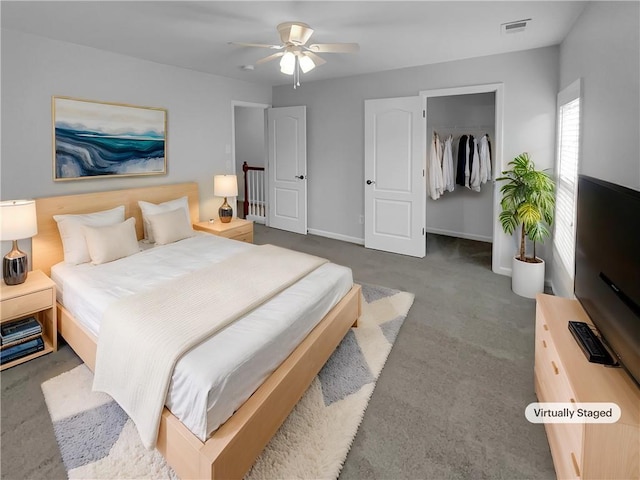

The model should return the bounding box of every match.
[53,97,167,180]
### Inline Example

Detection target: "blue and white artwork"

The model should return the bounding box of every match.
[53,97,166,180]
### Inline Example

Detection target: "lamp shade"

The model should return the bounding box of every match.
[280,51,296,75]
[0,200,37,241]
[213,175,238,197]
[299,54,316,73]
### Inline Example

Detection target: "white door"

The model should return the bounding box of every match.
[364,97,425,257]
[267,106,307,234]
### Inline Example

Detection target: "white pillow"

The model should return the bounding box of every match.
[138,196,190,243]
[146,208,194,245]
[54,206,125,265]
[83,217,140,265]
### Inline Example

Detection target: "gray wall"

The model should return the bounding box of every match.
[550,1,640,298]
[273,46,559,273]
[426,93,495,242]
[1,29,271,239]
[560,1,640,191]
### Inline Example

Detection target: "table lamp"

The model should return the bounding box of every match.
[214,175,238,224]
[1,200,38,285]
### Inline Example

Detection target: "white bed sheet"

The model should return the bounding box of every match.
[51,233,353,440]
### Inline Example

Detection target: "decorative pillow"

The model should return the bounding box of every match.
[53,206,125,265]
[138,197,190,243]
[145,207,194,246]
[83,217,140,265]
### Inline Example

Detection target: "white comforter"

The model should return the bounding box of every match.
[93,244,329,449]
[51,234,353,441]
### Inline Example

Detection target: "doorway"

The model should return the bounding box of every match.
[232,102,309,234]
[421,84,504,275]
[232,101,269,221]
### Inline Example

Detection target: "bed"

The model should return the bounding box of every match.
[32,182,361,480]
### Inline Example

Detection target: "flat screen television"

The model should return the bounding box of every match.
[574,175,640,387]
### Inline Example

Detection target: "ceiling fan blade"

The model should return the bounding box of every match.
[308,43,360,53]
[228,42,282,50]
[303,51,327,66]
[255,52,285,65]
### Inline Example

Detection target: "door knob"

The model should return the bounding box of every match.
[366,179,375,185]
[295,175,306,180]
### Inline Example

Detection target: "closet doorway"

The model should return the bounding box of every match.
[420,84,504,275]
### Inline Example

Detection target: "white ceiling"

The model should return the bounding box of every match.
[2,1,587,87]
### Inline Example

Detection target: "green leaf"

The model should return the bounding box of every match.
[526,221,550,244]
[498,152,556,256]
[499,211,519,235]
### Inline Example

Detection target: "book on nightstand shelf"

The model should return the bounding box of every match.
[0,336,44,364]
[1,317,42,346]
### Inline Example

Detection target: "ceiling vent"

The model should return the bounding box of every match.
[501,18,531,35]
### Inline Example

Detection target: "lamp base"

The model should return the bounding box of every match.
[3,241,28,285]
[219,197,233,224]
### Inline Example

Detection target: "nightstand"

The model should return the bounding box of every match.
[1,270,57,370]
[193,218,254,243]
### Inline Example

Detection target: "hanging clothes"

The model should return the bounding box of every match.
[469,136,481,192]
[456,135,467,187]
[428,133,444,200]
[465,135,474,189]
[456,135,468,187]
[478,134,492,184]
[442,135,455,192]
[437,131,491,196]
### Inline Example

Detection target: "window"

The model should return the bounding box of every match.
[554,79,582,278]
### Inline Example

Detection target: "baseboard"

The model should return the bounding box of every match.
[307,228,365,245]
[493,265,512,277]
[306,228,488,249]
[426,228,492,243]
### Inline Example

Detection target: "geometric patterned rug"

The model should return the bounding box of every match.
[41,284,414,480]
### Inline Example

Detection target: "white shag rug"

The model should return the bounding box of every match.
[42,284,414,480]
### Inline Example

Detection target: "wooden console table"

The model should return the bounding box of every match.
[535,294,639,479]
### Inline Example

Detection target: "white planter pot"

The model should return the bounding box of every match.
[511,256,545,299]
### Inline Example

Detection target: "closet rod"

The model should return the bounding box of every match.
[430,125,494,131]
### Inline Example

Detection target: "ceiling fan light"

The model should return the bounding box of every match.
[299,54,316,73]
[280,51,295,75]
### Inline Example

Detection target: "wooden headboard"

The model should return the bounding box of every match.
[33,182,200,276]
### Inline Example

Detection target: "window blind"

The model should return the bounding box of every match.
[554,92,581,278]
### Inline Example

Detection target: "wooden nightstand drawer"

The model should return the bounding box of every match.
[1,288,53,322]
[193,219,254,244]
[229,231,253,243]
[226,223,253,243]
[228,223,252,236]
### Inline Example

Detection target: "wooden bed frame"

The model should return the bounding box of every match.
[32,182,362,480]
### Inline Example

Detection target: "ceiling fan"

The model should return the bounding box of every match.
[229,21,360,88]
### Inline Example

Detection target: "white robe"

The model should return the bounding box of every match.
[442,136,455,193]
[470,137,481,192]
[479,134,492,184]
[428,134,444,200]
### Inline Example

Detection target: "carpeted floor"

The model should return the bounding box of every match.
[0,226,556,479]
[40,285,413,480]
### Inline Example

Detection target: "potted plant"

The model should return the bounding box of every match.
[497,152,555,298]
